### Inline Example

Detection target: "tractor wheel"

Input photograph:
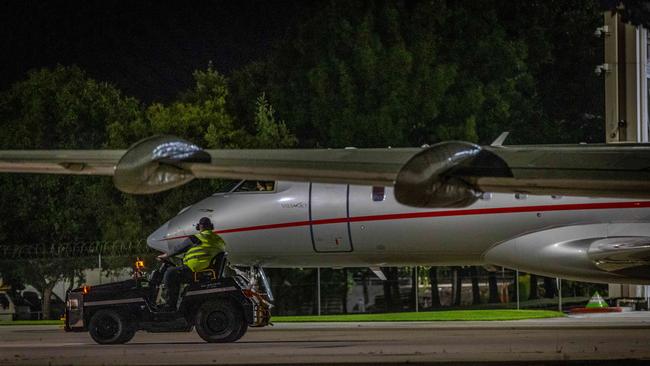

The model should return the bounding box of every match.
[233,316,248,340]
[88,309,136,345]
[195,300,245,343]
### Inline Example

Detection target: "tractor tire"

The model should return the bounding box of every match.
[88,309,136,345]
[234,317,248,340]
[195,299,246,343]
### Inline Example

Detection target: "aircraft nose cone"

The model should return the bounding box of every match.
[147,222,170,252]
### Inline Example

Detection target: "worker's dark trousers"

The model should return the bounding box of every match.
[162,265,193,307]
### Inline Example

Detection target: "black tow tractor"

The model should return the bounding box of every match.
[64,254,272,344]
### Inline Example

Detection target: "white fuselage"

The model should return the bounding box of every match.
[148,181,650,283]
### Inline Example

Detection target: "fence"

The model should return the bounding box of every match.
[0,240,152,260]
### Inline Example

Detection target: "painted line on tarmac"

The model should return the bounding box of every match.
[0,342,85,347]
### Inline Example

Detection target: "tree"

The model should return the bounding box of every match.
[236,1,538,148]
[428,267,442,308]
[236,2,454,147]
[452,267,463,306]
[253,93,297,148]
[361,269,371,310]
[487,270,500,304]
[379,267,403,312]
[381,267,395,312]
[341,268,350,314]
[0,63,298,318]
[104,64,298,246]
[410,267,418,310]
[529,274,539,300]
[0,65,142,318]
[543,277,558,299]
[390,268,402,310]
[470,267,481,305]
[493,0,604,144]
[265,268,317,316]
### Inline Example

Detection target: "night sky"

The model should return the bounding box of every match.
[0,1,305,103]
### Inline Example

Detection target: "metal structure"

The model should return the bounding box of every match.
[602,11,649,143]
[600,12,650,297]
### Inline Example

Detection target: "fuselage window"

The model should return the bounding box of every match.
[372,186,386,202]
[235,180,275,192]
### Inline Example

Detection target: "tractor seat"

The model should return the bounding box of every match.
[193,252,228,283]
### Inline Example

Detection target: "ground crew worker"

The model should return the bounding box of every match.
[156,217,226,310]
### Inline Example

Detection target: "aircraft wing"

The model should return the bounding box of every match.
[380,140,650,207]
[0,135,418,193]
[2,135,650,208]
[191,148,418,186]
[0,150,124,176]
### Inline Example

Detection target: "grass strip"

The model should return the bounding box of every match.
[0,310,564,326]
[272,309,565,322]
[0,320,64,326]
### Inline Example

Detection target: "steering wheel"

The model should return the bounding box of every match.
[156,256,175,267]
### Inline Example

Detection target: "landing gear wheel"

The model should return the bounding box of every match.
[195,300,246,343]
[88,309,136,345]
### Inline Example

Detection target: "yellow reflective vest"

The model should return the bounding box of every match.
[182,230,226,272]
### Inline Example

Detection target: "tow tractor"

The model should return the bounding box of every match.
[64,253,272,344]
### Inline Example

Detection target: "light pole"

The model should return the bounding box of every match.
[317,267,321,316]
[515,270,520,310]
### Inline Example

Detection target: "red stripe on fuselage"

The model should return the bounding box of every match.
[160,201,650,240]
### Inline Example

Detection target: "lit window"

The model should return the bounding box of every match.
[372,186,386,202]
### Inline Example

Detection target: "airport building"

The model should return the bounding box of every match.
[602,11,650,299]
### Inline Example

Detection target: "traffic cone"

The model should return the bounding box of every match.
[585,291,608,308]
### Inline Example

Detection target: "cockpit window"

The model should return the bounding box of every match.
[212,180,240,194]
[234,180,275,192]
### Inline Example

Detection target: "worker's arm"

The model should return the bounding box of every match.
[157,236,200,259]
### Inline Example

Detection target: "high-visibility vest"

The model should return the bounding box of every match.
[182,230,225,272]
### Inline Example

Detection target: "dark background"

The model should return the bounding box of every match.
[0,0,308,103]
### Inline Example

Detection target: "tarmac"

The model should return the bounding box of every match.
[1,312,650,365]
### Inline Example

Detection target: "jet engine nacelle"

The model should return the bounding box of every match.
[394,142,512,208]
[114,135,211,195]
[483,223,650,284]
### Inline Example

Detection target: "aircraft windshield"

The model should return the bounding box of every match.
[234,180,275,192]
[212,180,240,194]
